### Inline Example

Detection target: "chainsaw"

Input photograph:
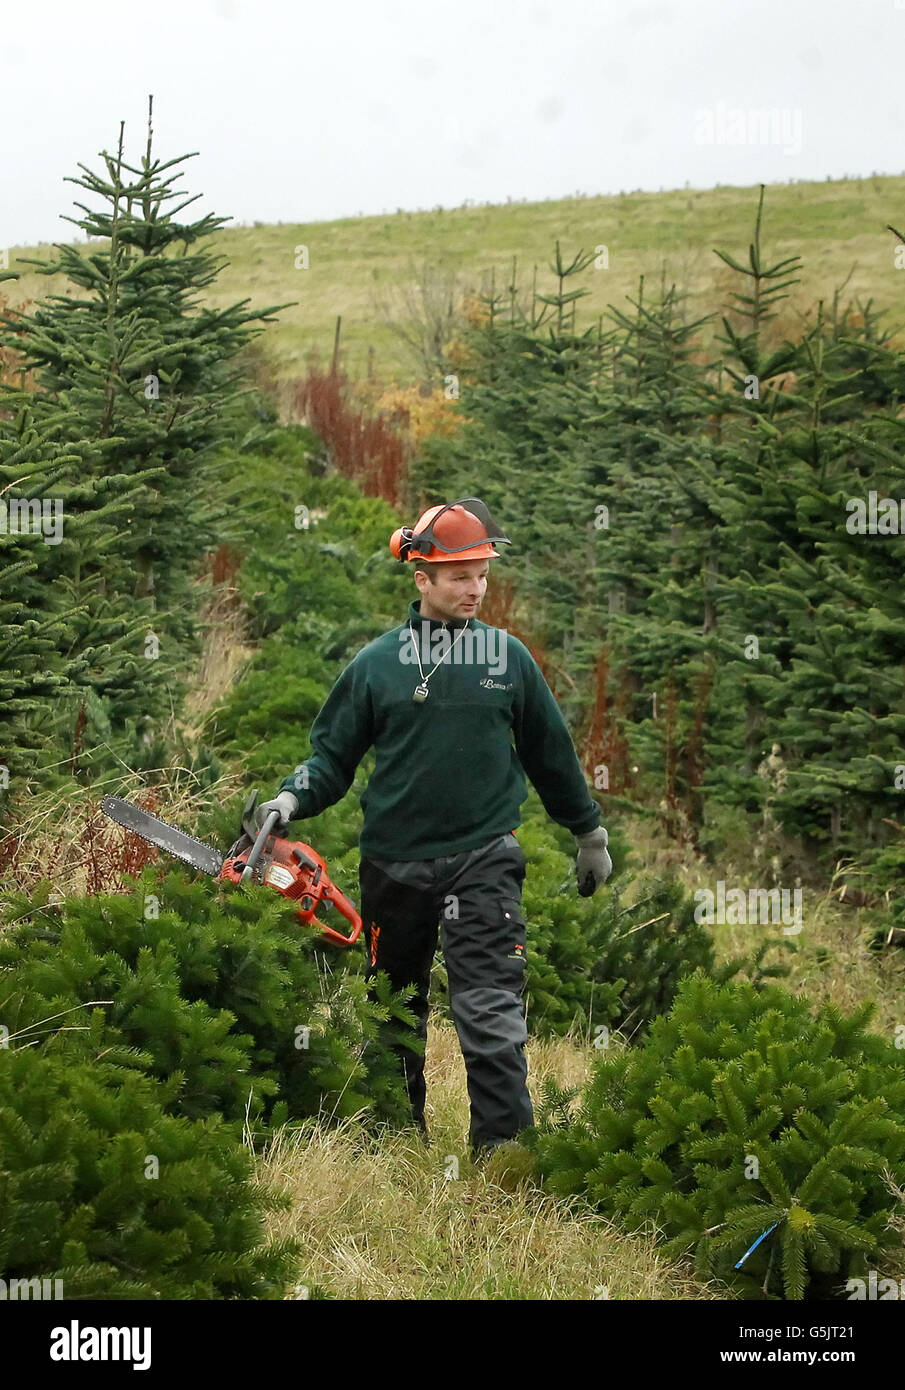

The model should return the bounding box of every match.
[99,790,363,948]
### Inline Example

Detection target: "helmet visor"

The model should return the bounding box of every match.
[412,497,511,555]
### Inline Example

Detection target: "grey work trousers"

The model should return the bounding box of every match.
[359,831,533,1155]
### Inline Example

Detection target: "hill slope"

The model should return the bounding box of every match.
[6,173,905,384]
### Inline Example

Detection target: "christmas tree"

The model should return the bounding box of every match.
[0,96,293,772]
[530,973,905,1299]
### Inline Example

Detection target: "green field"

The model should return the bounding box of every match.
[7,172,905,386]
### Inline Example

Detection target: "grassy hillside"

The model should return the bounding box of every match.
[6,173,905,385]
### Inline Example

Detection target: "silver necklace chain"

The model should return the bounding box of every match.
[409,617,470,702]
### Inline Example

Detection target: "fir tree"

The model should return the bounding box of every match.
[0,865,417,1132]
[0,394,163,794]
[0,96,293,759]
[0,1048,298,1299]
[530,974,905,1299]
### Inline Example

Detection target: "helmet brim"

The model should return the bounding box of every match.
[414,544,501,563]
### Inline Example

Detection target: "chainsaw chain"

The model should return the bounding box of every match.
[100,796,224,872]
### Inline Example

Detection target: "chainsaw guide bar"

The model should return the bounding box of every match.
[100,796,226,877]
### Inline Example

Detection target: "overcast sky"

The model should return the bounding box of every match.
[4,0,904,248]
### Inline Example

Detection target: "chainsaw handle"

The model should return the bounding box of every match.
[240,810,280,882]
[312,877,363,947]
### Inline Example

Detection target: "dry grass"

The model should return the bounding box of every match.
[179,576,255,740]
[0,765,245,903]
[618,812,905,1039]
[257,1020,723,1301]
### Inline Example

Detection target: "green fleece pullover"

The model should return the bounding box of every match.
[278,599,601,860]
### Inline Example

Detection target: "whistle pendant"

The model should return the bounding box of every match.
[412,683,430,703]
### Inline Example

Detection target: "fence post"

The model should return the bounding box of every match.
[331,315,342,375]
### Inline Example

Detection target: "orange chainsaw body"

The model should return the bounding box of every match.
[219,834,363,948]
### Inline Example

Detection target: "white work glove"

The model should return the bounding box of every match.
[574,826,612,896]
[253,790,299,833]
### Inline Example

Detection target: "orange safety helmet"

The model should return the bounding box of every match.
[389,497,511,564]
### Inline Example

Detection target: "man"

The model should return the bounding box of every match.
[255,497,612,1158]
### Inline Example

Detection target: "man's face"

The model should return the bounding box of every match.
[415,558,490,621]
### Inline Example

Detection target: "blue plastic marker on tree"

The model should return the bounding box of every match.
[734,1221,780,1270]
